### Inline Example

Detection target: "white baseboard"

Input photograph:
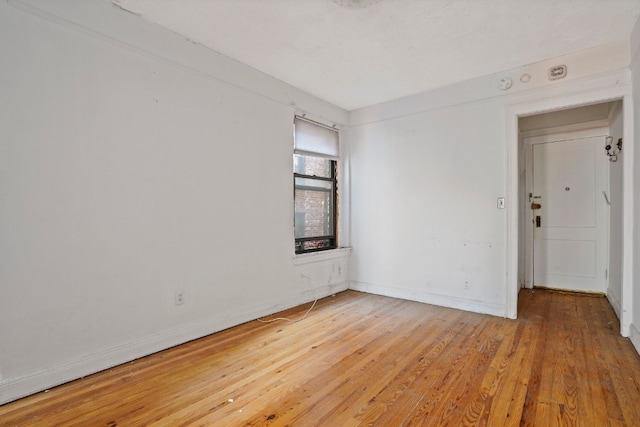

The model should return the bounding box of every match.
[0,281,348,405]
[349,281,505,317]
[630,323,640,357]
[606,289,622,320]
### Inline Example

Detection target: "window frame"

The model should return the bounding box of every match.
[293,116,339,254]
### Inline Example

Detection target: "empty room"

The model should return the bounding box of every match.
[2,0,640,425]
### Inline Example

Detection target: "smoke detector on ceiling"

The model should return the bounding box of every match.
[498,77,513,91]
[332,0,381,9]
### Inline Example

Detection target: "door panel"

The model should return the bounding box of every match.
[532,136,608,292]
[541,143,596,227]
[542,239,595,277]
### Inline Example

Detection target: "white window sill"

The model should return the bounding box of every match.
[292,247,352,266]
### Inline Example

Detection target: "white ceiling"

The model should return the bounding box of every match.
[111,0,640,111]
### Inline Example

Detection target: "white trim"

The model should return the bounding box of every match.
[506,102,520,318]
[350,67,630,127]
[519,119,610,139]
[630,324,640,357]
[292,247,352,266]
[506,84,634,335]
[523,125,609,145]
[349,281,505,317]
[0,281,349,405]
[620,97,635,337]
[607,290,622,320]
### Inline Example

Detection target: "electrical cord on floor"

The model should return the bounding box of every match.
[256,295,319,323]
[257,275,320,323]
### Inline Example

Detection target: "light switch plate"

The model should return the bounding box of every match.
[497,197,505,209]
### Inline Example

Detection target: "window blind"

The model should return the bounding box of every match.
[294,117,339,160]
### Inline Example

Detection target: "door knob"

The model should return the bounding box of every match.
[531,203,542,210]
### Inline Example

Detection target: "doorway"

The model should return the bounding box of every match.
[505,89,633,337]
[524,130,610,293]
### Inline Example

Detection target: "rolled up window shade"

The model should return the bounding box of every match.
[294,117,339,160]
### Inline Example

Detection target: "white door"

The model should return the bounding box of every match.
[531,136,609,292]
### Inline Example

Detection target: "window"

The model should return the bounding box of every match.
[294,116,339,254]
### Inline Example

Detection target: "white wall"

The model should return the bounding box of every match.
[349,39,632,317]
[0,0,350,404]
[349,100,507,314]
[630,14,640,353]
[608,101,624,317]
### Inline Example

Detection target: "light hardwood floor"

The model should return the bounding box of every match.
[2,289,640,426]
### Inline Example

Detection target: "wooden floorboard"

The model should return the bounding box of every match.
[2,289,640,426]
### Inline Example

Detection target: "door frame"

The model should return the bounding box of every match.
[505,86,634,337]
[524,129,610,292]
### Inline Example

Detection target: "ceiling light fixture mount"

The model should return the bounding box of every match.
[332,0,381,9]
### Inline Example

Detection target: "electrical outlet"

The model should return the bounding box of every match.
[175,291,185,305]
